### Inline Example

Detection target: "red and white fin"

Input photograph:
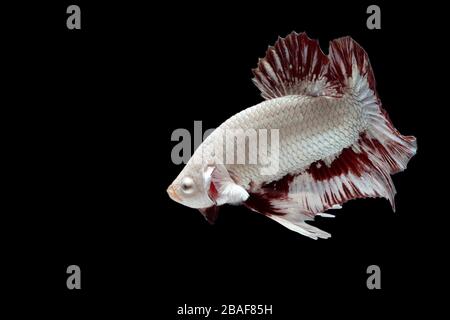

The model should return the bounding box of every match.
[199,164,249,224]
[245,144,398,239]
[205,164,249,206]
[328,36,417,174]
[252,32,415,175]
[246,34,416,238]
[252,32,341,99]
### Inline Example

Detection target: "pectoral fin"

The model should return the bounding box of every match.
[209,164,249,205]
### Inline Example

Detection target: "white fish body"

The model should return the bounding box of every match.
[200,93,365,187]
[167,32,416,239]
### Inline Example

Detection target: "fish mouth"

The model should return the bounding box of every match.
[167,185,182,202]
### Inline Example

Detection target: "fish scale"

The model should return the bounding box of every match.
[198,93,364,187]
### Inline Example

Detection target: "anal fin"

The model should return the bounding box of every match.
[244,136,402,238]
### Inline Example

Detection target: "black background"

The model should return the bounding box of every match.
[5,1,446,318]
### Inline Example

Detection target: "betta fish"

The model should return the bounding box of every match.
[167,32,416,239]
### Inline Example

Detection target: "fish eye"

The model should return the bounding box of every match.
[181,177,195,194]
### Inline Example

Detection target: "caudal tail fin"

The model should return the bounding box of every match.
[328,36,417,176]
[246,33,417,239]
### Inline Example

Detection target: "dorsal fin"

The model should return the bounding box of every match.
[252,32,341,99]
